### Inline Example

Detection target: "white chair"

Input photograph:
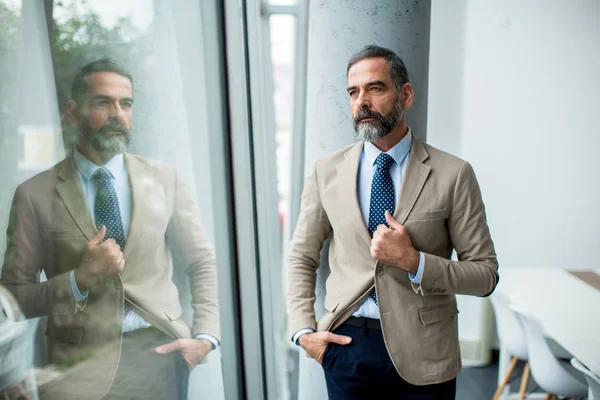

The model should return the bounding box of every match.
[0,285,35,399]
[490,292,531,400]
[571,357,600,400]
[510,305,588,399]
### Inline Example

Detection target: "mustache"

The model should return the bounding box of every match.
[97,121,130,135]
[354,108,384,124]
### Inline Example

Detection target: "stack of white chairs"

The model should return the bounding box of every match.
[0,285,38,399]
[571,357,600,400]
[510,305,588,399]
[490,292,531,400]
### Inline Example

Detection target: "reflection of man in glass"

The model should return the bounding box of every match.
[0,59,220,400]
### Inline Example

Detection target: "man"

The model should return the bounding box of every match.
[0,59,220,400]
[286,45,499,399]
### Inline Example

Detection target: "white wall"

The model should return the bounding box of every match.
[428,0,600,347]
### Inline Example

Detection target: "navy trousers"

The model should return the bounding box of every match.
[321,318,456,400]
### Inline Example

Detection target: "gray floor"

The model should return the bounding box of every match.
[456,350,544,400]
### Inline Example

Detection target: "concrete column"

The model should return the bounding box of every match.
[298,1,431,399]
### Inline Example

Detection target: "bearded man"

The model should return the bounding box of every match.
[285,45,499,400]
[0,58,220,400]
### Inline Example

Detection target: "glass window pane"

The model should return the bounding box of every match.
[269,13,297,400]
[0,1,232,399]
[269,0,297,5]
[270,14,296,242]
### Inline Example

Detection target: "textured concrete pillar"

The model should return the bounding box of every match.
[298,1,431,399]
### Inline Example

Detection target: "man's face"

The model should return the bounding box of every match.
[347,57,403,142]
[75,72,133,155]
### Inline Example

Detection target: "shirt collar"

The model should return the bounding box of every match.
[364,128,413,168]
[73,146,125,182]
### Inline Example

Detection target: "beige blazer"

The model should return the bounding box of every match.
[286,133,498,385]
[0,152,220,398]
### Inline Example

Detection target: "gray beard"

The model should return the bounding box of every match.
[354,100,403,142]
[80,121,131,155]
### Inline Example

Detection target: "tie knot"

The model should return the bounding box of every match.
[93,168,113,185]
[375,153,394,170]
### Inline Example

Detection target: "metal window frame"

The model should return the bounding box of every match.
[207,0,311,398]
[261,0,310,247]
[244,1,310,400]
[244,1,283,399]
[221,0,271,399]
[198,1,248,399]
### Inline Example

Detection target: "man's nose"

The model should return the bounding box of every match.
[356,92,371,110]
[110,104,126,124]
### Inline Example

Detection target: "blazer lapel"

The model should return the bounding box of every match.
[337,142,372,247]
[56,155,97,240]
[122,153,148,259]
[395,134,431,224]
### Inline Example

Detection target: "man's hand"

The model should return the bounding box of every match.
[74,225,125,291]
[155,338,213,370]
[298,331,352,364]
[370,211,420,274]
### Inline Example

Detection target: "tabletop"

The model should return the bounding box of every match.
[496,267,600,376]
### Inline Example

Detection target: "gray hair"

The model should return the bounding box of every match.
[71,58,133,104]
[346,45,409,90]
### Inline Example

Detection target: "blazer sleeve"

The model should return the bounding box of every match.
[1,185,79,318]
[286,161,332,337]
[412,161,499,297]
[166,171,220,341]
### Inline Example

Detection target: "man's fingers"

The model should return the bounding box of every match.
[100,238,117,250]
[373,227,381,239]
[89,225,106,246]
[325,332,352,345]
[114,253,125,273]
[155,340,181,354]
[370,235,381,250]
[384,210,402,230]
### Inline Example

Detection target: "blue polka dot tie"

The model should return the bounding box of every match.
[93,168,130,316]
[368,153,395,306]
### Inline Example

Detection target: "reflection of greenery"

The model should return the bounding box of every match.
[0,2,19,48]
[0,1,154,152]
[54,348,96,371]
[0,1,20,202]
[0,2,20,125]
[51,0,153,150]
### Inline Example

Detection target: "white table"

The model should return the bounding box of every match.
[496,268,600,399]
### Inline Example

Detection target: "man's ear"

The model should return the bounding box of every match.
[400,83,415,111]
[66,100,79,126]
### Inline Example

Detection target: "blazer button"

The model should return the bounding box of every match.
[376,266,384,276]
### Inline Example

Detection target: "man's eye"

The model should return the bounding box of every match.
[370,87,381,92]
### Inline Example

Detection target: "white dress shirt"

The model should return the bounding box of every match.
[292,130,425,343]
[69,148,218,347]
[352,129,424,319]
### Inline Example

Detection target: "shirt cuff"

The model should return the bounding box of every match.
[193,333,219,349]
[292,328,315,345]
[70,270,89,302]
[408,252,425,285]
